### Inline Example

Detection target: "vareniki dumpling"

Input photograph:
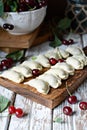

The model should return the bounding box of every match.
[0,70,24,83]
[45,50,59,59]
[73,54,87,66]
[51,62,75,75]
[45,68,69,80]
[55,47,69,59]
[35,55,51,68]
[24,78,50,94]
[66,56,84,70]
[22,60,42,70]
[11,65,32,78]
[66,45,84,55]
[38,73,62,88]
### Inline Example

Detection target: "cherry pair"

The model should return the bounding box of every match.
[0,58,13,71]
[62,39,74,45]
[49,58,64,65]
[63,83,87,116]
[8,105,24,118]
[63,101,87,116]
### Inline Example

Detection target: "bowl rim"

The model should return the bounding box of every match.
[3,6,47,15]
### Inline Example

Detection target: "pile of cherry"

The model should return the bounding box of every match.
[4,0,47,12]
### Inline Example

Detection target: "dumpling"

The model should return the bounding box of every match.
[0,70,24,83]
[38,73,62,88]
[66,56,84,70]
[11,65,32,78]
[45,50,59,59]
[21,60,42,70]
[66,45,84,55]
[73,54,87,66]
[35,55,51,68]
[51,62,75,75]
[45,68,69,80]
[55,47,69,59]
[24,79,50,94]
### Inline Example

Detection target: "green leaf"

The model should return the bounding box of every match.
[53,117,63,123]
[31,56,37,60]
[49,34,62,48]
[0,95,10,113]
[6,50,25,61]
[0,0,4,17]
[58,17,71,30]
[10,1,18,12]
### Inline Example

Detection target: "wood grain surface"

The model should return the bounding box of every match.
[0,46,87,109]
[0,22,52,53]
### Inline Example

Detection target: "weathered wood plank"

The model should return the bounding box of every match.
[0,85,15,130]
[52,34,86,130]
[28,103,52,130]
[8,94,33,130]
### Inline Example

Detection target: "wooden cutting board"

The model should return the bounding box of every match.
[0,47,87,109]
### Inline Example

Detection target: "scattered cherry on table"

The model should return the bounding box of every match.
[8,105,16,114]
[15,108,24,118]
[63,106,73,116]
[68,95,77,104]
[79,101,87,110]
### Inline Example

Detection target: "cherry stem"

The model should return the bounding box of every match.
[66,82,72,96]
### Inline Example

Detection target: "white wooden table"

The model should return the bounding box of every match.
[0,33,87,130]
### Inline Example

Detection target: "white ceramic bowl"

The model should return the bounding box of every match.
[0,6,47,35]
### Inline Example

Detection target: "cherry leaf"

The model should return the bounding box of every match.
[0,95,10,113]
[53,117,63,123]
[6,50,25,61]
[0,0,4,17]
[49,34,62,48]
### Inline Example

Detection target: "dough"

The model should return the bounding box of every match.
[21,60,42,70]
[11,65,32,78]
[35,55,51,68]
[66,45,84,55]
[38,73,62,88]
[0,70,24,83]
[66,56,84,70]
[55,47,69,59]
[73,54,87,66]
[51,62,75,75]
[45,68,69,80]
[24,78,50,94]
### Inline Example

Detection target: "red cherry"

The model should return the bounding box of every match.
[57,59,64,63]
[79,102,87,110]
[8,105,16,114]
[62,39,69,45]
[68,39,74,44]
[63,106,73,116]
[15,108,24,118]
[49,58,58,65]
[1,59,7,67]
[68,95,77,104]
[32,69,40,76]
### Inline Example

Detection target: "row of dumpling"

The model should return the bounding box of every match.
[24,45,87,94]
[0,46,71,83]
[0,45,87,94]
[24,62,75,94]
